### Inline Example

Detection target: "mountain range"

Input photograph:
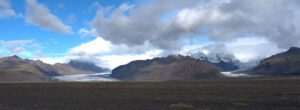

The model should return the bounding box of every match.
[0,56,108,82]
[0,47,300,82]
[111,47,300,80]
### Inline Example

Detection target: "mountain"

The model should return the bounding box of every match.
[250,47,300,75]
[189,50,239,71]
[53,60,109,75]
[0,55,108,82]
[67,60,109,73]
[0,55,59,82]
[110,55,221,81]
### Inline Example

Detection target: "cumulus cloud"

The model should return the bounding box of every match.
[0,0,19,19]
[90,0,300,50]
[38,56,69,65]
[68,37,112,56]
[25,0,72,34]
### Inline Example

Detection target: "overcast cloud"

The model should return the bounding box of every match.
[91,0,300,50]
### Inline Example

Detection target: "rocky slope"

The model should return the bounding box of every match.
[250,47,300,75]
[110,55,221,81]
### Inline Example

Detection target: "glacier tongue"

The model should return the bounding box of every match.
[52,72,118,82]
[221,72,251,77]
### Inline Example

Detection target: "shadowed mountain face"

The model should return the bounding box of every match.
[53,60,109,75]
[110,55,221,81]
[251,47,300,75]
[67,60,109,73]
[0,56,108,82]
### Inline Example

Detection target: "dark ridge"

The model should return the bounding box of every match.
[12,55,21,59]
[3,55,22,60]
[250,46,300,75]
[67,60,109,73]
[287,47,300,54]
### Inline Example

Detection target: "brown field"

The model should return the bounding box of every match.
[0,78,300,110]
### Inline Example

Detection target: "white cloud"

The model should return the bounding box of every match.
[0,39,35,54]
[36,36,163,69]
[0,39,44,59]
[99,50,162,69]
[0,8,17,18]
[66,36,163,69]
[68,37,112,56]
[0,0,18,19]
[175,6,229,31]
[226,37,283,62]
[40,50,162,69]
[38,56,69,65]
[69,36,160,56]
[25,0,72,34]
[180,36,284,63]
[78,28,97,37]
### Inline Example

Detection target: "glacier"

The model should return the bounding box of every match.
[52,72,118,82]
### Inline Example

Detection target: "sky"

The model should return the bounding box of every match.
[0,0,300,69]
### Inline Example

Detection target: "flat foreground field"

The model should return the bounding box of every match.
[0,78,300,110]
